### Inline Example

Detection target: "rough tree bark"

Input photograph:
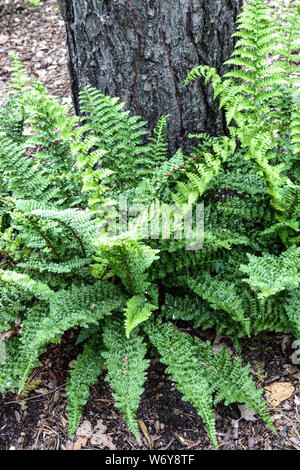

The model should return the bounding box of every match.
[59,0,242,153]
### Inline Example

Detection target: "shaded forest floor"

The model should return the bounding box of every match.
[0,0,299,451]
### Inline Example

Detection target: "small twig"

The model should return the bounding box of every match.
[34,423,44,448]
[186,438,203,450]
[278,411,300,442]
[4,383,66,405]
[159,438,175,450]
[286,438,300,451]
[124,437,136,449]
[200,361,218,374]
[95,398,114,404]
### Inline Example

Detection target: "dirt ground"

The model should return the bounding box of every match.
[0,0,299,451]
[0,329,299,451]
[0,0,70,106]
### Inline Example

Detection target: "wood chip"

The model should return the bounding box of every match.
[73,437,87,450]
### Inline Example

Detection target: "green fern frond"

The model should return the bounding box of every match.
[240,246,300,298]
[147,115,169,166]
[146,320,218,447]
[187,274,251,335]
[0,269,53,301]
[78,86,149,188]
[124,294,157,338]
[66,334,105,438]
[145,320,273,448]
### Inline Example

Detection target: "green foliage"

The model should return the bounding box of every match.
[11,0,39,7]
[124,294,157,339]
[145,320,275,448]
[147,115,169,167]
[187,273,251,335]
[102,319,149,439]
[0,0,299,448]
[185,0,300,249]
[240,246,300,298]
[78,86,150,189]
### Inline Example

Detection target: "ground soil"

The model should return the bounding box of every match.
[0,0,70,106]
[0,328,299,451]
[0,0,299,451]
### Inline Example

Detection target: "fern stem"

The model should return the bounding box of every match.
[50,217,87,258]
[25,215,62,262]
[118,247,136,296]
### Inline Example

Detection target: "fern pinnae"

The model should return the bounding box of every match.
[1,4,299,445]
[102,318,149,439]
[66,334,105,439]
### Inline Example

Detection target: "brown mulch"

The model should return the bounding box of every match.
[0,330,299,451]
[0,0,299,452]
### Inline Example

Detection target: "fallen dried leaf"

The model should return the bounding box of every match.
[172,432,190,447]
[0,330,15,341]
[76,420,92,438]
[232,419,239,440]
[61,416,68,428]
[94,419,107,434]
[271,414,282,422]
[65,440,74,450]
[247,437,256,449]
[90,426,116,450]
[34,388,49,394]
[238,404,257,422]
[73,437,87,450]
[281,335,290,353]
[76,419,116,450]
[138,419,152,449]
[212,335,233,355]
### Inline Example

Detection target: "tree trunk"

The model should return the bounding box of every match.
[59,0,242,153]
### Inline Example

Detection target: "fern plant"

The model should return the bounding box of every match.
[0,0,299,449]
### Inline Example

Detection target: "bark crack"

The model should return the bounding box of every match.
[161,31,184,141]
[63,0,80,114]
[185,0,193,32]
[129,0,142,113]
[129,0,143,37]
[131,61,138,113]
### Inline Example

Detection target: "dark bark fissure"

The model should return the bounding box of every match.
[129,0,142,114]
[161,30,184,140]
[59,0,243,154]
